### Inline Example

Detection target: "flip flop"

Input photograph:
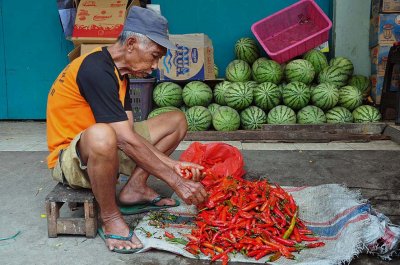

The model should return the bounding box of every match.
[97,227,143,254]
[119,195,180,215]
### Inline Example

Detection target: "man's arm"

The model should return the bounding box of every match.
[109,119,207,205]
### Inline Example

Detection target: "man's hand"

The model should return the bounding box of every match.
[172,178,208,205]
[173,161,205,182]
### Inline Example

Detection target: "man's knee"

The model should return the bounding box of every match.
[82,123,118,154]
[171,111,187,136]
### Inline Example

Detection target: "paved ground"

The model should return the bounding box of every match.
[1,121,400,265]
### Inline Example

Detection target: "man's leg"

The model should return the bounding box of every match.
[78,123,142,251]
[119,111,187,205]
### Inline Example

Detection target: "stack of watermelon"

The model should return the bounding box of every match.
[148,37,381,131]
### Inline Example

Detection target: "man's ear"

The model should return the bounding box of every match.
[126,36,138,52]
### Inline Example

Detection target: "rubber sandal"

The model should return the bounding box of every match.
[119,195,180,215]
[97,227,143,254]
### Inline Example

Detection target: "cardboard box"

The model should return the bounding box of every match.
[371,72,400,104]
[68,43,111,62]
[157,34,215,81]
[371,0,400,14]
[71,0,128,45]
[370,45,391,75]
[370,13,400,47]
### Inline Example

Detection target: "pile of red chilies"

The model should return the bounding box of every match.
[181,169,325,264]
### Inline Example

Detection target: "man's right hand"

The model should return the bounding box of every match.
[172,178,208,205]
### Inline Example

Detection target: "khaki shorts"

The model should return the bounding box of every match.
[51,121,151,189]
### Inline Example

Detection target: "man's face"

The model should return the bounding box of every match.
[124,37,166,78]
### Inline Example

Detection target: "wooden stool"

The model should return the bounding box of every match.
[45,183,98,238]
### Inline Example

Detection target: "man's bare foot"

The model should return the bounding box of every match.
[102,218,143,251]
[119,183,175,207]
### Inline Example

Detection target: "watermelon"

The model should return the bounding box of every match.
[303,49,328,76]
[352,105,382,123]
[267,105,296,124]
[348,75,371,98]
[152,82,183,107]
[311,83,339,110]
[245,81,258,91]
[182,81,213,107]
[208,103,221,116]
[225,82,253,110]
[214,64,219,78]
[284,59,315,85]
[318,66,349,88]
[253,82,281,111]
[338,86,363,111]
[252,58,283,84]
[234,37,260,64]
[325,106,353,123]
[282,81,311,110]
[185,106,212,131]
[147,106,181,119]
[297,106,326,124]
[329,56,354,76]
[240,106,267,130]
[225,59,252,82]
[212,106,241,131]
[213,81,231,106]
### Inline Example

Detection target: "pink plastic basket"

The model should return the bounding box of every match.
[251,0,332,64]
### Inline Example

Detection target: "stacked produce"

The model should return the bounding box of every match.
[180,169,325,264]
[148,37,382,131]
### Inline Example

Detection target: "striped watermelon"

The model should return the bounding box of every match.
[325,106,353,123]
[252,58,283,84]
[185,106,212,131]
[253,82,281,111]
[348,75,371,98]
[297,106,326,124]
[182,81,213,107]
[240,106,267,130]
[352,105,381,123]
[225,82,253,110]
[318,66,349,88]
[208,103,221,116]
[153,82,183,107]
[147,106,181,119]
[303,49,328,76]
[311,83,339,110]
[213,81,231,106]
[284,59,315,85]
[234,37,260,64]
[214,64,219,78]
[225,59,252,82]
[245,81,258,91]
[282,81,311,110]
[329,57,354,76]
[338,86,363,111]
[267,105,296,124]
[212,106,241,131]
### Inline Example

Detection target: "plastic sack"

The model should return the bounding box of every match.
[179,142,245,179]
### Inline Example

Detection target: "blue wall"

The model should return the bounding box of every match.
[0,0,331,119]
[152,0,332,77]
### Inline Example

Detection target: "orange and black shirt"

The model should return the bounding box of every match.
[46,47,131,168]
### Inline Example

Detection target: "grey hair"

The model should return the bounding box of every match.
[117,31,151,49]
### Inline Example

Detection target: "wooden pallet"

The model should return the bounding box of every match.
[184,123,389,142]
[45,183,98,238]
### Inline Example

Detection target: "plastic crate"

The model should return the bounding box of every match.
[129,77,156,121]
[251,0,332,64]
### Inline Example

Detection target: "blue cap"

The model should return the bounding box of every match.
[123,6,176,50]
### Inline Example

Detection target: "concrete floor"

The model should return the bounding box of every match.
[1,121,400,265]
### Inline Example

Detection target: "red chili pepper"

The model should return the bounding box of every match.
[164,231,175,239]
[306,242,325,248]
[271,235,296,247]
[242,201,259,211]
[293,227,302,243]
[300,235,319,241]
[269,252,282,262]
[255,249,274,260]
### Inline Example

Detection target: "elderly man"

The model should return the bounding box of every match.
[46,6,207,253]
